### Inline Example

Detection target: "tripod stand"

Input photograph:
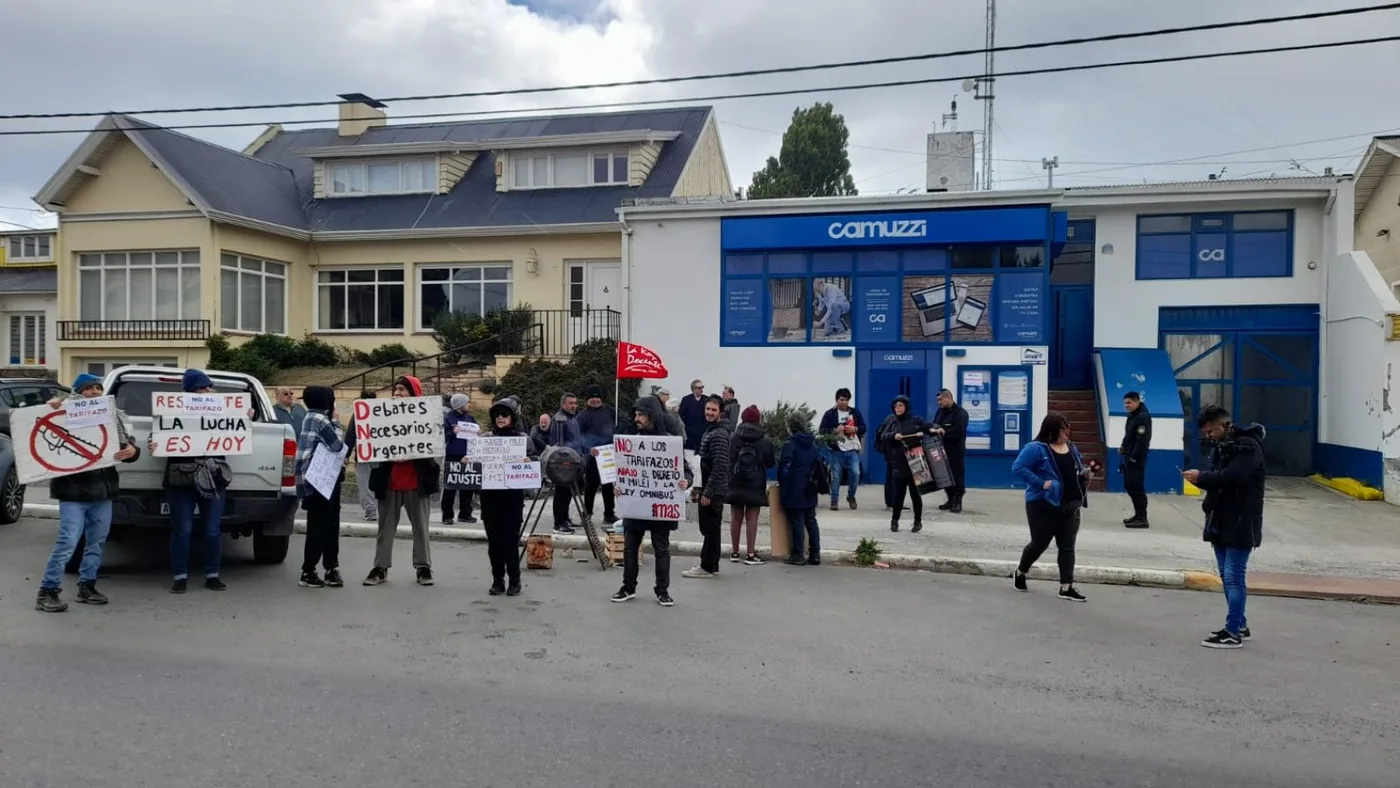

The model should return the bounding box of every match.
[517,481,608,570]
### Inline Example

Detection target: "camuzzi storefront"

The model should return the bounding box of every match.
[622,196,1066,488]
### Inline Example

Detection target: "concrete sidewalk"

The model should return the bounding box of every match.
[21,476,1400,600]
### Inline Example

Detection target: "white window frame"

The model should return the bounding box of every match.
[326,158,436,197]
[7,313,46,366]
[416,264,514,331]
[5,234,53,263]
[82,358,178,377]
[314,266,406,333]
[77,251,202,322]
[510,149,629,189]
[220,253,288,335]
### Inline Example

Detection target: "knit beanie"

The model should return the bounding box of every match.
[741,404,761,424]
[181,368,213,392]
[71,372,103,393]
[450,393,469,410]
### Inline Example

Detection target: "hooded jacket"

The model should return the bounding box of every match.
[874,395,932,480]
[618,395,692,531]
[444,408,478,459]
[49,390,141,503]
[367,375,440,498]
[575,400,617,452]
[777,426,820,510]
[1197,423,1266,550]
[294,386,346,501]
[932,401,969,461]
[727,421,775,508]
[478,397,533,523]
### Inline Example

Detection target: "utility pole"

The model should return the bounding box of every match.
[1042,156,1059,188]
[980,0,996,190]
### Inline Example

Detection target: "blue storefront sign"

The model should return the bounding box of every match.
[854,276,899,343]
[722,280,763,344]
[721,207,1053,251]
[996,272,1044,343]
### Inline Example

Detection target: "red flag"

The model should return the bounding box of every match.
[616,341,668,379]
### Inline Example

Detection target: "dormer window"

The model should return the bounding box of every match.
[511,150,628,189]
[328,158,435,196]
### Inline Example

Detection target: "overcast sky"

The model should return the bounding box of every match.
[1,0,1396,232]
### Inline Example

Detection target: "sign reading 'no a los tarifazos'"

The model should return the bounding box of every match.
[352,396,445,463]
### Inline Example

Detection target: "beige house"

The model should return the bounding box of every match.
[0,228,58,376]
[33,98,734,382]
[1355,135,1400,295]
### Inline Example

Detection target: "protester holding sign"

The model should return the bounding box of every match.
[362,376,440,587]
[441,394,478,525]
[610,395,690,607]
[34,374,141,613]
[149,369,234,595]
[293,386,347,589]
[478,396,536,597]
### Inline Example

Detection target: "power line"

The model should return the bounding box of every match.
[1,2,1395,121]
[3,35,1396,138]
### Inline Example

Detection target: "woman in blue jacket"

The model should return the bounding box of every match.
[1009,412,1095,602]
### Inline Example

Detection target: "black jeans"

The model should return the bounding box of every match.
[301,486,341,574]
[1123,462,1148,518]
[553,482,574,527]
[697,500,723,573]
[891,477,923,522]
[786,507,820,558]
[583,459,615,520]
[622,525,672,595]
[1018,500,1081,584]
[945,456,966,502]
[441,488,474,521]
[482,514,521,585]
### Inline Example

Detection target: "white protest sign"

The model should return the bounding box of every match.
[151,392,252,456]
[593,444,617,484]
[502,461,542,489]
[305,443,348,499]
[63,396,112,429]
[11,398,121,484]
[351,396,444,462]
[467,435,527,463]
[614,435,685,521]
[453,420,480,439]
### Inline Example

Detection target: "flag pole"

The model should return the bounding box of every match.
[614,342,621,411]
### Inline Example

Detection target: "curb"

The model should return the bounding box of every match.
[18,502,1392,602]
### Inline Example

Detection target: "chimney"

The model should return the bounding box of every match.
[336,93,387,137]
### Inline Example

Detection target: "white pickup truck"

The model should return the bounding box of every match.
[104,366,300,564]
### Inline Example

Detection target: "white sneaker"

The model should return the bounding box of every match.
[682,567,715,579]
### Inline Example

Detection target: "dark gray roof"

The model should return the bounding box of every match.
[116,106,712,232]
[0,267,57,292]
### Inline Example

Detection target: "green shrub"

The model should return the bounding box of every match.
[432,303,537,362]
[292,337,340,367]
[475,377,498,395]
[206,336,278,383]
[760,400,817,453]
[355,343,418,367]
[853,537,882,567]
[496,338,639,422]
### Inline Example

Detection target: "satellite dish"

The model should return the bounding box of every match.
[962,79,977,92]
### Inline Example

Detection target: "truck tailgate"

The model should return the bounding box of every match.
[118,417,292,491]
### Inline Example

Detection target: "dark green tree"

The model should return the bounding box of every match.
[747,102,858,199]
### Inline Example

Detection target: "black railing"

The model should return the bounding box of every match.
[330,322,545,396]
[532,308,622,355]
[57,319,212,341]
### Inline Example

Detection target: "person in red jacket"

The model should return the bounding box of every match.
[363,376,441,587]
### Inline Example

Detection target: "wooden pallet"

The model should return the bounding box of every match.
[604,532,641,567]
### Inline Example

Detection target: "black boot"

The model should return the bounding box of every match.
[489,579,505,596]
[938,499,953,511]
[506,579,522,596]
[911,520,923,533]
[1125,517,1150,529]
[890,516,900,533]
[948,497,963,514]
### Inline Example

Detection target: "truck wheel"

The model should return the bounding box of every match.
[252,532,290,564]
[0,468,23,524]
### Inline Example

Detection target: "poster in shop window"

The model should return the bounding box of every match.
[961,371,992,451]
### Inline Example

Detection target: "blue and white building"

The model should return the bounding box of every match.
[618,175,1398,496]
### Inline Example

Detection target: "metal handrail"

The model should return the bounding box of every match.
[329,322,544,394]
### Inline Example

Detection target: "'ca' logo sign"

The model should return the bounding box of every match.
[1198,248,1225,262]
[868,313,887,323]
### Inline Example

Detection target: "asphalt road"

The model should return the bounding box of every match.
[0,516,1396,787]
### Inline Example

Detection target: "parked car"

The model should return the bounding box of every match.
[0,378,71,437]
[0,433,23,525]
[104,366,300,564]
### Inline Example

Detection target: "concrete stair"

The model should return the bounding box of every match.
[1049,389,1106,491]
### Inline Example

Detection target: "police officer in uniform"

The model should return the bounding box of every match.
[1121,391,1153,528]
[931,388,969,514]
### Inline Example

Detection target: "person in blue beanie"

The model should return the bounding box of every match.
[35,373,141,612]
[149,368,233,594]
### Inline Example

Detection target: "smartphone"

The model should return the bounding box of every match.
[955,296,986,330]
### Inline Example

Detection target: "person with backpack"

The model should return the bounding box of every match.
[728,405,775,565]
[874,395,935,533]
[777,413,825,567]
[682,394,731,579]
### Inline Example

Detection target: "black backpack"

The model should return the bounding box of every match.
[731,441,761,486]
[808,455,832,496]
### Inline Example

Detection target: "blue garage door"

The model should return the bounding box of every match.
[1160,306,1319,475]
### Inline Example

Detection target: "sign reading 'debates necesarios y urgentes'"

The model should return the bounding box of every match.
[613,435,684,521]
[151,393,252,456]
[352,396,445,463]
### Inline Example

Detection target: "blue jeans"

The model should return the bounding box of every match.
[168,488,227,579]
[1214,545,1252,635]
[786,507,820,558]
[830,450,860,504]
[42,500,113,589]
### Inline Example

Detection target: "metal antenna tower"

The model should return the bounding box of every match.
[968,0,996,190]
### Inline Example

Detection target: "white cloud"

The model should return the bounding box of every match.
[1,0,1397,231]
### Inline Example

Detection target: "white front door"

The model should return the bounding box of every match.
[566,261,622,349]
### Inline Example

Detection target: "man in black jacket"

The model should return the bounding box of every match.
[36,373,141,612]
[1121,391,1153,528]
[611,395,692,606]
[931,388,969,513]
[577,385,618,524]
[1183,405,1265,650]
[683,394,731,579]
